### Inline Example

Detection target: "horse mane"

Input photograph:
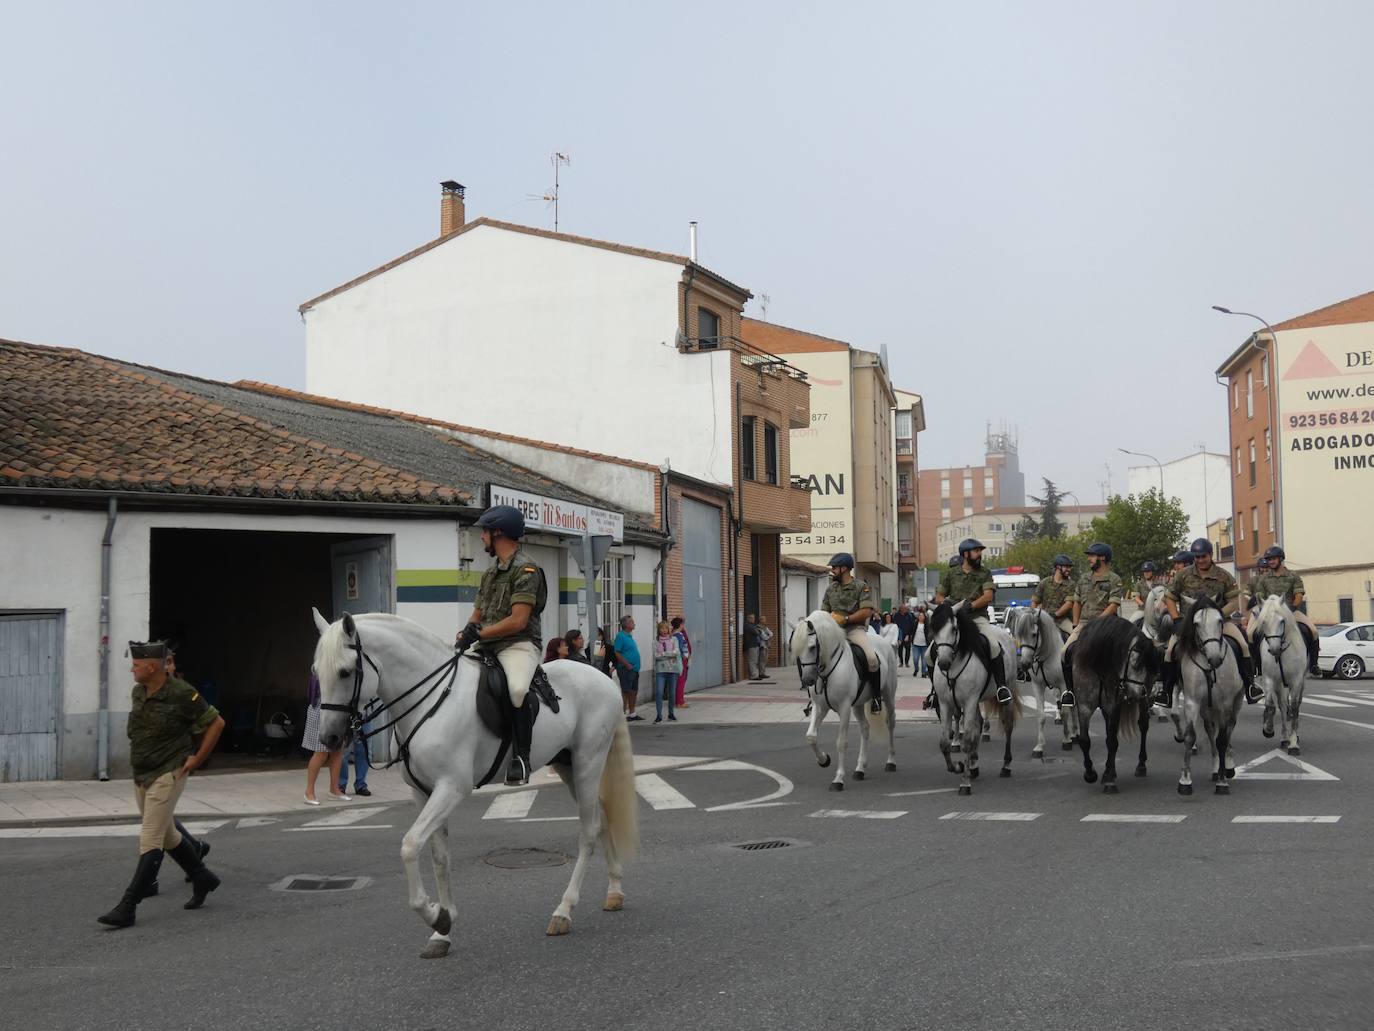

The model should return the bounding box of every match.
[928,601,992,667]
[1255,594,1293,631]
[1075,617,1161,689]
[314,611,450,681]
[792,609,847,661]
[1176,595,1222,657]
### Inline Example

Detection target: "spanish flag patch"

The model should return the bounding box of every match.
[523,567,537,573]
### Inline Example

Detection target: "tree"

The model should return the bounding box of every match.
[998,531,1093,579]
[1010,515,1039,544]
[1028,478,1065,539]
[1086,489,1189,579]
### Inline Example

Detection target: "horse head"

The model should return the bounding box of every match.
[311,607,376,751]
[791,610,844,690]
[1143,584,1172,640]
[1255,595,1297,662]
[1007,608,1040,675]
[1121,627,1162,703]
[926,601,963,673]
[1180,597,1227,670]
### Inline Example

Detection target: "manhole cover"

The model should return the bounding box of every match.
[270,874,371,892]
[483,848,569,870]
[734,840,792,852]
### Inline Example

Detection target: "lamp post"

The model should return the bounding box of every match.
[1118,448,1164,496]
[1212,305,1282,548]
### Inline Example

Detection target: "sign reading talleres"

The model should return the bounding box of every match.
[781,349,853,562]
[1276,323,1374,566]
[487,484,624,542]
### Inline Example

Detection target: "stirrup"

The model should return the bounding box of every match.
[995,685,1013,705]
[1244,682,1264,705]
[1059,690,1075,707]
[504,755,530,786]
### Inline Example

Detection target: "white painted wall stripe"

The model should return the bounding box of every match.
[483,791,537,820]
[1232,815,1341,824]
[939,811,1041,821]
[1081,814,1187,823]
[810,809,907,820]
[634,773,695,811]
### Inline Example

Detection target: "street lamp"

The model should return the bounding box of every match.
[1118,448,1164,496]
[1213,304,1282,547]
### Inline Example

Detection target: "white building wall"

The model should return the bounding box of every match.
[1125,452,1231,544]
[304,225,734,485]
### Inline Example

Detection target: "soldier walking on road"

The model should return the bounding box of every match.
[98,641,224,929]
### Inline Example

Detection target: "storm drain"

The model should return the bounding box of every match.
[733,839,793,852]
[270,875,371,893]
[483,848,569,870]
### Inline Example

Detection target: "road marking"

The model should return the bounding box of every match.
[0,820,228,839]
[886,787,959,797]
[236,817,280,829]
[692,760,797,812]
[1232,815,1341,824]
[1177,944,1373,967]
[1309,694,1374,708]
[811,809,907,820]
[288,825,394,831]
[1301,698,1355,709]
[1081,814,1187,823]
[290,805,391,829]
[634,773,695,811]
[940,811,1041,821]
[1302,712,1374,732]
[1232,749,1338,782]
[483,792,537,820]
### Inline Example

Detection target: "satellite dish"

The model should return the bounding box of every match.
[879,343,889,375]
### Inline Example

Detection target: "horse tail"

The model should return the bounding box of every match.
[1117,699,1143,739]
[981,694,1020,736]
[599,717,640,862]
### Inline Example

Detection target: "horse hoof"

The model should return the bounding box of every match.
[1134,765,1147,777]
[969,767,980,780]
[818,754,831,768]
[854,770,865,781]
[433,907,452,935]
[1211,772,1220,783]
[957,785,972,796]
[1031,747,1044,759]
[603,892,625,912]
[1178,782,1193,796]
[419,940,451,960]
[1214,783,1230,796]
[885,761,897,772]
[1061,742,1073,751]
[1261,727,1275,739]
[1084,770,1098,784]
[546,915,572,936]
[1103,783,1118,794]
[1225,767,1236,780]
[999,767,1011,778]
[1173,735,1185,744]
[829,781,844,792]
[1288,746,1301,757]
[1191,745,1199,755]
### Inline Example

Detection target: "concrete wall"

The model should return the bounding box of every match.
[1296,567,1374,625]
[304,224,735,485]
[781,568,829,640]
[1126,452,1232,544]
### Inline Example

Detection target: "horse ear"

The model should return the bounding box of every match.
[342,612,357,638]
[312,607,330,635]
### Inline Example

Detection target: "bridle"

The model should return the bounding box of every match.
[795,619,845,709]
[1016,611,1044,680]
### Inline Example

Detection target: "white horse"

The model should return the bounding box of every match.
[1134,584,1172,644]
[789,611,898,791]
[1252,596,1309,756]
[1006,606,1077,757]
[1171,598,1245,797]
[312,610,638,956]
[927,601,1019,795]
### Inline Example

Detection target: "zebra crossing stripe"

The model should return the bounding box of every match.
[483,792,536,820]
[287,806,391,830]
[810,809,907,820]
[1309,694,1374,708]
[1081,814,1186,823]
[634,773,695,810]
[0,820,228,839]
[1232,815,1340,824]
[1301,698,1355,708]
[940,811,1041,821]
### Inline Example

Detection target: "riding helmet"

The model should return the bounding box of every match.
[1262,545,1285,562]
[1171,550,1193,566]
[948,555,961,567]
[1084,542,1113,561]
[1052,554,1073,568]
[475,504,526,539]
[1189,537,1213,557]
[958,537,985,555]
[827,552,855,569]
[1140,561,1157,573]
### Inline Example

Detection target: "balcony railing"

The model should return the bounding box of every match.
[896,437,913,455]
[897,490,914,507]
[898,539,914,557]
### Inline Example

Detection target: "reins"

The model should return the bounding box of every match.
[795,619,848,711]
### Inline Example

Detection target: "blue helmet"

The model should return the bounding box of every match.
[1189,537,1213,557]
[1140,561,1157,574]
[475,504,525,540]
[958,538,986,555]
[827,552,855,569]
[948,555,961,567]
[1171,550,1193,566]
[1052,554,1074,568]
[1262,545,1285,562]
[1084,542,1113,561]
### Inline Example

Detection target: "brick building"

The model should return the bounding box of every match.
[916,429,1026,565]
[894,388,926,598]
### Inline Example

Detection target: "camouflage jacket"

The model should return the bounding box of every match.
[1166,565,1239,615]
[128,677,219,787]
[475,548,547,652]
[938,564,995,621]
[1249,569,1305,608]
[1073,570,1125,621]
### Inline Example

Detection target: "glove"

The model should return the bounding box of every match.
[831,612,847,626]
[456,622,481,649]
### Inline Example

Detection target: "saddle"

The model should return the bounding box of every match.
[848,643,879,697]
[472,652,568,784]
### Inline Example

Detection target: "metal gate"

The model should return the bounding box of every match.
[680,499,723,689]
[0,612,63,782]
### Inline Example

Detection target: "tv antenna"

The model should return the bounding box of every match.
[758,292,771,320]
[542,151,571,231]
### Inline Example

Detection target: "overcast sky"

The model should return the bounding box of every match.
[3,1,1372,502]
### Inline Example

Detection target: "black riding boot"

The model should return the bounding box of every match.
[1241,655,1263,704]
[1300,626,1320,673]
[991,650,1013,706]
[506,696,535,786]
[869,669,883,713]
[168,835,220,910]
[1059,650,1076,708]
[150,819,209,890]
[98,850,164,928]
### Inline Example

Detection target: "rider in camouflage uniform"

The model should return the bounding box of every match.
[935,537,1013,705]
[820,552,883,713]
[1031,554,1076,638]
[1133,561,1165,607]
[1059,542,1124,707]
[1245,544,1320,674]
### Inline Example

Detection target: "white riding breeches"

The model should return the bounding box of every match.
[844,627,880,672]
[495,641,541,707]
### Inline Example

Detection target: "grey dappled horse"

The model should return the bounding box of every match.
[789,612,898,790]
[312,610,638,956]
[1252,596,1308,756]
[927,601,1019,795]
[1069,617,1159,793]
[1006,606,1077,757]
[1171,597,1245,796]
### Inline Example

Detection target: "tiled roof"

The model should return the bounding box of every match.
[741,317,850,354]
[298,217,750,313]
[0,338,660,532]
[1271,289,1374,332]
[781,556,832,575]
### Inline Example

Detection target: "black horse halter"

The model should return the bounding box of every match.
[1117,640,1152,695]
[795,619,846,709]
[1016,612,1044,680]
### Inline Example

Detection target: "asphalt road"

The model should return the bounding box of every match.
[4,691,1373,1031]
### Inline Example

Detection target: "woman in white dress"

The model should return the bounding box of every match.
[302,671,351,806]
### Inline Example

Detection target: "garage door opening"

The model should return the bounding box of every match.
[149,528,392,764]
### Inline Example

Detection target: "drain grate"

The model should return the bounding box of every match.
[734,839,792,852]
[483,847,569,870]
[271,874,371,893]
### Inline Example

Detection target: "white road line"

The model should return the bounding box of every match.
[517,816,579,822]
[940,811,1041,821]
[1302,712,1374,732]
[236,817,280,829]
[1232,815,1341,824]
[810,809,907,820]
[1310,694,1374,708]
[694,760,797,812]
[292,805,391,829]
[1081,814,1187,823]
[1232,749,1338,781]
[288,825,394,832]
[1177,944,1373,967]
[483,792,537,820]
[0,820,228,839]
[886,787,959,797]
[634,773,695,811]
[1301,698,1355,709]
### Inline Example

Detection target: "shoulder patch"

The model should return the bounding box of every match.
[190,691,199,702]
[522,566,538,573]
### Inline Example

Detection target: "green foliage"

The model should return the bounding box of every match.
[1029,478,1065,539]
[1010,515,1039,544]
[1086,489,1190,577]
[998,531,1093,578]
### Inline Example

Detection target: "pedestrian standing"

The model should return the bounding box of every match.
[97,641,225,928]
[302,671,352,805]
[336,699,372,798]
[894,604,915,669]
[594,626,613,675]
[565,629,590,662]
[755,616,775,679]
[652,621,683,723]
[880,612,900,647]
[912,607,929,678]
[614,616,642,721]
[671,617,692,708]
[743,614,763,680]
[543,637,570,662]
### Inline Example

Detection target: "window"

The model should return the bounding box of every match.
[941,499,951,515]
[599,556,624,630]
[697,308,720,348]
[963,474,972,493]
[983,474,993,495]
[989,522,1003,532]
[1251,507,1259,553]
[763,422,779,485]
[1264,428,1272,464]
[983,497,993,510]
[895,410,912,441]
[1338,597,1354,623]
[1248,440,1256,487]
[1234,446,1242,477]
[740,417,756,480]
[1237,513,1244,542]
[941,476,950,497]
[1232,383,1239,410]
[1261,355,1269,387]
[1246,371,1254,418]
[1267,501,1274,532]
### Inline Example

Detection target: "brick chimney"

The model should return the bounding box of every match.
[440,180,466,235]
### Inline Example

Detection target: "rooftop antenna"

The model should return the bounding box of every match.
[545,151,571,231]
[1100,462,1112,504]
[758,292,771,320]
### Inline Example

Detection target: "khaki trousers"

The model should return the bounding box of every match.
[495,640,542,707]
[1164,619,1249,661]
[844,627,880,672]
[135,771,187,855]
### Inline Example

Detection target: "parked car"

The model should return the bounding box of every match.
[1316,622,1374,680]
